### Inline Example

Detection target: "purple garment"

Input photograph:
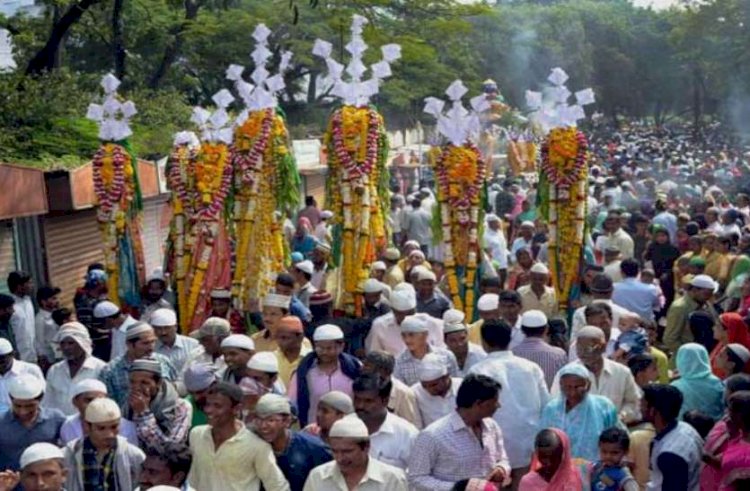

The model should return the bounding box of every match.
[512,337,568,388]
[289,361,354,424]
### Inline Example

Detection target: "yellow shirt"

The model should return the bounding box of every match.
[518,285,558,318]
[252,330,312,353]
[467,319,484,346]
[384,265,405,288]
[628,425,656,490]
[274,346,312,388]
[649,346,670,384]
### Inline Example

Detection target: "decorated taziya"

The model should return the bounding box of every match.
[527,67,595,310]
[423,80,490,321]
[313,14,400,314]
[85,74,146,308]
[226,23,300,305]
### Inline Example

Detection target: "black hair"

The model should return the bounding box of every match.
[7,271,31,293]
[0,294,14,309]
[728,391,750,431]
[87,263,105,272]
[305,196,315,207]
[275,273,295,289]
[598,427,630,451]
[363,351,395,375]
[498,290,522,305]
[480,277,501,290]
[725,374,750,394]
[144,445,193,482]
[726,346,748,375]
[456,373,501,408]
[295,268,312,282]
[208,382,244,405]
[643,384,683,422]
[627,353,655,377]
[682,410,715,439]
[534,428,561,448]
[353,373,392,400]
[521,324,545,338]
[547,318,569,352]
[51,307,73,327]
[620,258,639,278]
[481,319,512,350]
[585,302,612,321]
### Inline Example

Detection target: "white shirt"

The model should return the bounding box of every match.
[550,359,642,423]
[411,377,462,427]
[42,356,107,415]
[34,309,58,361]
[570,299,634,339]
[0,359,44,412]
[11,294,36,362]
[468,351,550,468]
[456,343,487,377]
[303,458,408,491]
[603,260,623,283]
[156,334,200,374]
[369,412,418,470]
[60,413,139,445]
[111,315,139,360]
[482,228,509,269]
[365,312,445,356]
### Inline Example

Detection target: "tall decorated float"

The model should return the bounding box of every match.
[423,81,490,322]
[527,68,595,311]
[226,24,300,306]
[86,74,146,309]
[312,15,401,314]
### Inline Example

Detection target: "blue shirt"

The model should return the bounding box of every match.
[275,431,332,491]
[0,407,66,470]
[612,278,660,322]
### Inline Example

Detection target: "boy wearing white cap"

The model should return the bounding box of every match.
[152,308,199,374]
[43,322,106,416]
[63,398,145,491]
[443,309,486,376]
[0,375,65,472]
[415,269,452,320]
[292,261,318,308]
[510,221,535,262]
[218,334,256,384]
[246,352,286,395]
[393,315,459,387]
[0,338,44,413]
[517,262,559,318]
[411,353,463,427]
[0,442,67,491]
[93,300,138,361]
[302,391,355,444]
[303,415,408,491]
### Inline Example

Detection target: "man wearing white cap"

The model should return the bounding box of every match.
[184,317,230,372]
[93,300,138,361]
[664,274,719,358]
[512,310,567,388]
[382,247,405,288]
[415,269,452,320]
[310,242,331,291]
[362,279,390,320]
[467,293,500,346]
[253,393,332,491]
[98,322,177,408]
[303,415,408,491]
[0,442,67,491]
[518,262,558,318]
[443,309,486,376]
[0,375,65,472]
[302,391,355,444]
[252,293,292,352]
[140,269,173,325]
[206,289,246,334]
[468,319,549,488]
[510,221,535,262]
[63,397,146,491]
[393,315,458,387]
[288,324,361,427]
[292,260,318,308]
[314,210,333,243]
[151,308,198,375]
[59,379,138,445]
[42,322,106,415]
[411,353,463,427]
[246,351,287,395]
[0,338,44,413]
[218,334,256,384]
[365,286,445,356]
[483,214,509,285]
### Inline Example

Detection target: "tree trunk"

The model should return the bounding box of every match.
[692,65,702,140]
[306,71,317,104]
[25,0,103,75]
[148,0,201,89]
[112,0,126,80]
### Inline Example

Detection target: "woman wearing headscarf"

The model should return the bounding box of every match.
[539,364,621,460]
[712,313,750,378]
[671,343,725,420]
[689,310,718,354]
[723,255,750,312]
[519,428,588,490]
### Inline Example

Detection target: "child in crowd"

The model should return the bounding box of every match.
[589,428,639,491]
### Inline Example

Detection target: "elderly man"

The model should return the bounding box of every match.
[570,302,623,362]
[571,273,635,337]
[42,322,106,415]
[518,263,558,318]
[302,391,355,443]
[393,315,458,387]
[125,358,192,452]
[415,269,451,319]
[411,353,462,427]
[382,248,405,288]
[595,210,634,260]
[467,293,499,346]
[443,309,486,376]
[303,415,408,491]
[185,317,230,372]
[0,375,65,472]
[469,319,548,489]
[152,308,198,374]
[63,398,145,491]
[98,322,177,407]
[366,287,444,356]
[551,326,641,424]
[0,443,68,491]
[408,373,511,490]
[510,221,535,261]
[0,338,44,413]
[664,274,718,358]
[253,394,332,491]
[512,310,566,388]
[273,316,311,388]
[362,351,421,428]
[93,300,139,362]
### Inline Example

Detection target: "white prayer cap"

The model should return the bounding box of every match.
[329,415,369,439]
[530,262,550,275]
[85,397,121,423]
[321,210,334,219]
[313,324,344,341]
[255,394,292,417]
[363,278,383,294]
[520,221,535,228]
[416,269,437,282]
[404,240,420,249]
[383,248,400,261]
[125,322,154,341]
[370,261,387,272]
[690,274,719,292]
[150,308,177,327]
[247,352,279,373]
[93,301,120,318]
[577,325,606,341]
[443,309,467,334]
[295,260,314,276]
[191,317,231,339]
[146,268,165,283]
[8,375,45,400]
[393,282,416,294]
[71,379,107,401]
[521,310,548,328]
[408,249,426,261]
[400,315,429,333]
[418,353,449,382]
[19,443,64,469]
[263,293,291,309]
[0,338,13,355]
[477,293,499,312]
[221,334,255,351]
[728,343,750,364]
[390,289,417,311]
[210,288,232,299]
[319,391,354,414]
[485,214,501,223]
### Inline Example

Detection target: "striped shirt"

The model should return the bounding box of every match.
[393,346,459,387]
[512,336,567,388]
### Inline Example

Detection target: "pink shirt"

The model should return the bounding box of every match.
[288,362,354,424]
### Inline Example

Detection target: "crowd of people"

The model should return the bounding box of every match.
[1,122,750,490]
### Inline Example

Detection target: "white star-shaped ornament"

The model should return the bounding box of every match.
[548,67,569,86]
[101,73,121,94]
[212,89,235,109]
[252,24,271,43]
[226,64,245,81]
[445,80,468,101]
